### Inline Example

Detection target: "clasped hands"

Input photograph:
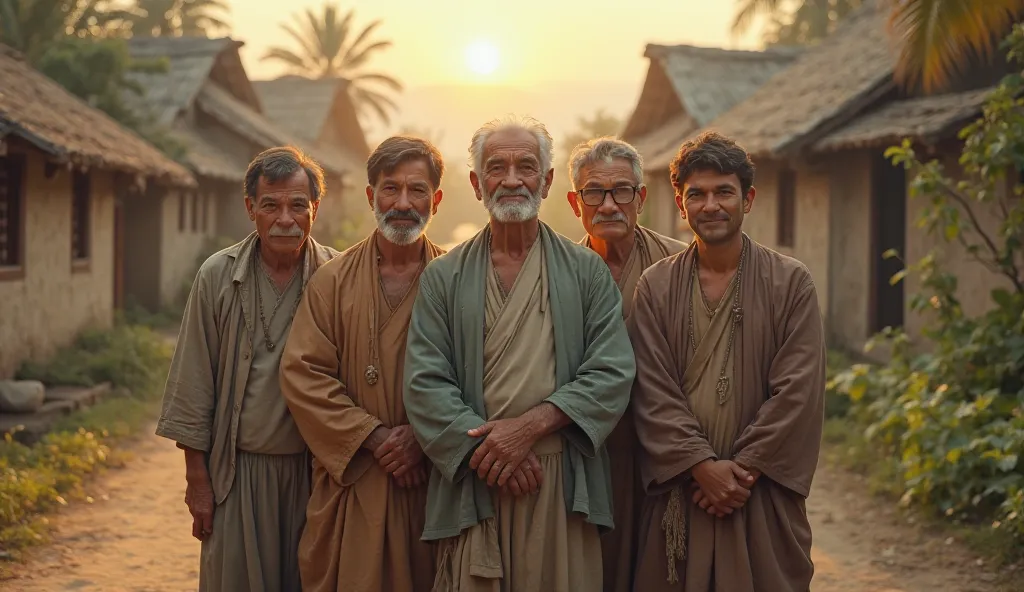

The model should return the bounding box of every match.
[690,459,761,518]
[467,417,544,497]
[368,425,429,488]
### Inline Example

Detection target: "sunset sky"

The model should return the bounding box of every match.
[218,1,770,157]
[229,0,765,88]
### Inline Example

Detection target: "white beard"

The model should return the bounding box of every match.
[484,183,544,223]
[373,201,431,246]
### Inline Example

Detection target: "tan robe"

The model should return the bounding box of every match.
[279,232,445,592]
[434,240,602,592]
[157,233,338,592]
[580,226,685,592]
[627,236,826,592]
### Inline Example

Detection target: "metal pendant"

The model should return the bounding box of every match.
[716,376,730,405]
[266,341,275,351]
[732,306,743,324]
[365,364,379,385]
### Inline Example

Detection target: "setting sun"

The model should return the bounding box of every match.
[464,40,500,76]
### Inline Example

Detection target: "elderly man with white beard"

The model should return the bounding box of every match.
[403,115,636,591]
[280,135,447,592]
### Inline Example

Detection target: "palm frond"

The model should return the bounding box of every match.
[344,18,382,57]
[260,47,312,73]
[281,22,320,66]
[347,71,403,92]
[731,0,785,35]
[887,0,1024,93]
[351,85,397,125]
[339,40,392,72]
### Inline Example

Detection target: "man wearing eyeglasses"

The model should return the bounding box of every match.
[566,136,686,592]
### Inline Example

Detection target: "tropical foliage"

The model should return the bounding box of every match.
[732,0,1024,93]
[261,4,402,125]
[829,26,1024,554]
[114,0,230,37]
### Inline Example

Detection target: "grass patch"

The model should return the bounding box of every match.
[0,323,172,573]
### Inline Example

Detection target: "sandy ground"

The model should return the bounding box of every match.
[0,429,1010,592]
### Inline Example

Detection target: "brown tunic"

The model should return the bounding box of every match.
[279,232,445,592]
[580,226,686,592]
[627,235,826,592]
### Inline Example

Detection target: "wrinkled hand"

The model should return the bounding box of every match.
[691,465,761,517]
[374,425,425,482]
[468,418,538,487]
[499,451,544,497]
[184,476,215,541]
[394,462,430,489]
[691,460,754,511]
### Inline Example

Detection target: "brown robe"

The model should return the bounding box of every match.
[580,226,686,592]
[627,235,826,592]
[279,232,445,592]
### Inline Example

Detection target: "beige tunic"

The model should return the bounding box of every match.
[434,240,602,592]
[580,226,686,592]
[157,232,339,592]
[628,236,827,592]
[157,231,337,502]
[280,233,445,592]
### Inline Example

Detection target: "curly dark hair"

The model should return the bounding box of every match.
[669,131,755,196]
[367,135,445,189]
[244,145,326,202]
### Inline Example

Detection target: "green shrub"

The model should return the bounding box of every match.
[828,25,1024,560]
[2,323,172,560]
[15,324,172,396]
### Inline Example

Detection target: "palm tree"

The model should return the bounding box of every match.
[731,0,1024,93]
[120,0,230,37]
[261,3,402,126]
[0,0,127,61]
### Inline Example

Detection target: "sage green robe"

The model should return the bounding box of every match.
[403,222,636,544]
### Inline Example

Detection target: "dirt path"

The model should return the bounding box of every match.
[1,431,1007,592]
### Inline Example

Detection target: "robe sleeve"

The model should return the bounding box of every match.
[732,278,826,498]
[280,277,383,486]
[545,260,635,457]
[404,268,487,483]
[155,266,219,452]
[627,275,717,490]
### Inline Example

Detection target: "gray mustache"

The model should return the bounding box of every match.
[592,212,628,224]
[269,226,303,237]
[383,210,424,223]
[491,187,532,200]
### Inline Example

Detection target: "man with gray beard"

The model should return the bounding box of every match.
[404,115,635,591]
[567,137,686,592]
[280,136,447,592]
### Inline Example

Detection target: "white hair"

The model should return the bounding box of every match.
[468,114,554,177]
[567,136,644,190]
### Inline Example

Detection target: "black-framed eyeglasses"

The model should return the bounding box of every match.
[578,186,640,207]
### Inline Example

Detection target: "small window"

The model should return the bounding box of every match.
[71,171,91,261]
[178,191,187,232]
[200,194,208,232]
[0,154,26,274]
[776,167,796,248]
[191,192,199,232]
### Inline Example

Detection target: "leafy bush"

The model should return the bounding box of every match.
[1,323,172,561]
[829,25,1024,556]
[15,323,172,396]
